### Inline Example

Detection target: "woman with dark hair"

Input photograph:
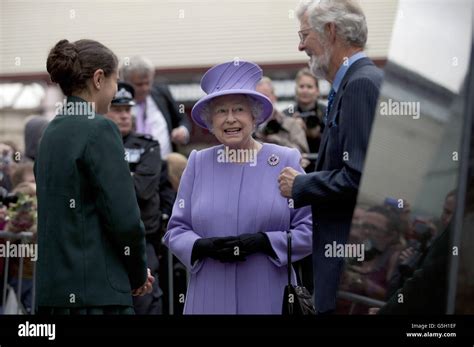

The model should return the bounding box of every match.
[35,39,153,314]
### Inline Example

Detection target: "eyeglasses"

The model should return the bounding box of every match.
[298,27,312,44]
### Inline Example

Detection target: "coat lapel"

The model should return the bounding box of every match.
[315,58,374,171]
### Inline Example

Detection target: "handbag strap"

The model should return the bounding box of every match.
[287,231,292,287]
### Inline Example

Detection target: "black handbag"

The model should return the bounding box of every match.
[282,231,316,315]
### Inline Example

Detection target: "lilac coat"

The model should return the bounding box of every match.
[163,143,312,314]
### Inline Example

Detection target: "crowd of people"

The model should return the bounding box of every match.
[338,192,455,314]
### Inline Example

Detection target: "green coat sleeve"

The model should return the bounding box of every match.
[85,118,147,290]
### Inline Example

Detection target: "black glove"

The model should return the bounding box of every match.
[232,232,276,257]
[191,236,246,264]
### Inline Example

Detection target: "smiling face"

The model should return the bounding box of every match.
[298,14,332,80]
[209,94,256,149]
[296,74,319,107]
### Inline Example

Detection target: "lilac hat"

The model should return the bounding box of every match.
[191,61,273,129]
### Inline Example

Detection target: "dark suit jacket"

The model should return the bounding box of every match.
[34,96,147,308]
[292,57,383,313]
[150,84,191,149]
[378,228,449,314]
[123,132,162,235]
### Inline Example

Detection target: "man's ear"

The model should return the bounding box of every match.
[326,22,337,44]
[92,69,105,90]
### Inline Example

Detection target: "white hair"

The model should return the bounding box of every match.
[120,56,154,82]
[200,95,263,130]
[297,0,368,48]
[257,76,275,94]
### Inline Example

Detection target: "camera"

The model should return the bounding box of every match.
[398,221,434,276]
[297,110,320,129]
[262,119,282,135]
[0,187,18,208]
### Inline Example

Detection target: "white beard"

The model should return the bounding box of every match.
[308,44,331,80]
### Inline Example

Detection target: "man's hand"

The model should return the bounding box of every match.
[132,268,155,296]
[171,126,188,145]
[278,167,301,198]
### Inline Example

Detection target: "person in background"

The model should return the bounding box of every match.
[166,153,188,193]
[284,68,325,156]
[255,77,309,156]
[35,39,153,315]
[120,56,191,158]
[387,191,457,297]
[10,162,35,189]
[0,142,16,192]
[24,115,49,162]
[0,140,21,302]
[6,182,37,313]
[441,190,456,230]
[105,81,164,314]
[375,190,461,315]
[339,205,402,313]
[348,206,368,245]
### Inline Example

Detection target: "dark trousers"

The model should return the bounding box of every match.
[133,242,163,315]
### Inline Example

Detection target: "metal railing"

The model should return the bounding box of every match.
[0,230,36,314]
[337,290,386,314]
[0,228,185,315]
[4,229,387,315]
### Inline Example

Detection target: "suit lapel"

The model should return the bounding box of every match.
[151,88,172,132]
[315,58,374,171]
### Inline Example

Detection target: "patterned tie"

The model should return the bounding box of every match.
[324,88,336,126]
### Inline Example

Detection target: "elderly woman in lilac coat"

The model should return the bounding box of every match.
[164,61,312,314]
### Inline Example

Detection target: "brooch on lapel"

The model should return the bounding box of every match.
[267,154,280,166]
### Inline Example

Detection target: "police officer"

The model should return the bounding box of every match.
[106,82,163,314]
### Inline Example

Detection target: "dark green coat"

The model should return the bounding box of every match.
[34,96,147,308]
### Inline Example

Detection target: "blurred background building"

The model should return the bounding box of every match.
[0,0,398,151]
